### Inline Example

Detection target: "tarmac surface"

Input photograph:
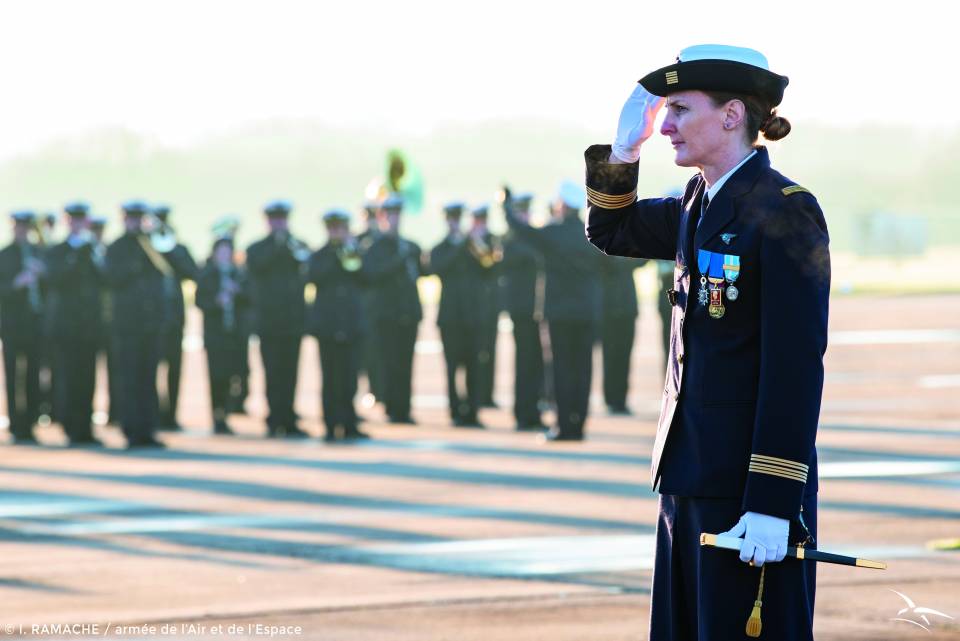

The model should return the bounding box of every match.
[2,293,959,640]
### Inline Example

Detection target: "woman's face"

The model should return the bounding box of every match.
[660,90,730,169]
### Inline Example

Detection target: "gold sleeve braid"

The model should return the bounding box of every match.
[586,186,637,209]
[748,454,808,483]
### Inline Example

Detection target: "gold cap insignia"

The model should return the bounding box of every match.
[665,71,679,85]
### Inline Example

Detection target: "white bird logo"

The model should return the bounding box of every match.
[889,589,954,632]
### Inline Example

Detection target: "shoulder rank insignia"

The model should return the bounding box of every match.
[782,185,812,196]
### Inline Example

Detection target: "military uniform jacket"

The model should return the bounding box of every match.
[195,262,250,346]
[44,241,105,338]
[600,255,645,320]
[584,144,830,521]
[306,243,367,341]
[245,234,306,336]
[505,213,603,323]
[429,235,499,328]
[161,243,199,331]
[0,242,46,339]
[361,235,424,325]
[499,232,541,321]
[104,233,169,336]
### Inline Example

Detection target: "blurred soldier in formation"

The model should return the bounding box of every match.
[503,183,604,441]
[151,204,199,430]
[88,214,119,424]
[308,209,369,441]
[469,204,502,409]
[499,192,545,431]
[656,260,674,372]
[196,231,249,435]
[0,211,47,444]
[362,195,424,424]
[45,202,106,446]
[429,202,483,428]
[356,199,383,410]
[599,255,646,415]
[104,200,168,448]
[246,200,309,438]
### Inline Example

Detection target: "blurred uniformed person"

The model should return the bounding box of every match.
[104,200,168,448]
[0,211,47,444]
[586,45,828,639]
[656,259,675,372]
[196,234,249,435]
[88,215,118,424]
[151,204,198,430]
[469,204,502,409]
[246,200,309,438]
[503,182,604,441]
[500,192,545,431]
[356,199,384,409]
[308,209,369,441]
[599,255,646,414]
[429,202,483,428]
[361,194,423,424]
[44,202,105,446]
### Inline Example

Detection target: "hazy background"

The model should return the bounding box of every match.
[1,0,956,291]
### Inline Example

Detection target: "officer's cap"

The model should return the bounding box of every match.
[64,201,91,218]
[557,181,586,211]
[512,192,534,205]
[10,210,36,223]
[380,193,404,211]
[121,200,150,216]
[263,199,293,217]
[89,215,108,228]
[639,44,789,107]
[472,204,489,218]
[44,212,57,224]
[322,208,351,224]
[443,201,465,217]
[212,214,240,239]
[153,204,172,219]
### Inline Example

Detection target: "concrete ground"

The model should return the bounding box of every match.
[1,293,959,640]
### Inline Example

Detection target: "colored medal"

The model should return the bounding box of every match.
[707,253,726,319]
[697,249,711,306]
[723,254,741,301]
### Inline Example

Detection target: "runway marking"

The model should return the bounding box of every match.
[918,374,960,389]
[829,329,960,346]
[820,460,960,478]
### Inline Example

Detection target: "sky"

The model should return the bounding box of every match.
[0,0,953,160]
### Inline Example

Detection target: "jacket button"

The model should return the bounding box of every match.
[677,354,684,364]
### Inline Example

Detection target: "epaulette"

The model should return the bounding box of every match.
[782,185,812,197]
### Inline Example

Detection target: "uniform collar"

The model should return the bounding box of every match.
[694,146,770,250]
[706,149,757,202]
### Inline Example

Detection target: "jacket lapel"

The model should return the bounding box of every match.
[694,147,769,250]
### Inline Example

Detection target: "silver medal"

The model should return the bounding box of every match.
[698,276,709,305]
[726,284,739,301]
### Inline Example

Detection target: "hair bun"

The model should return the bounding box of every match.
[761,111,791,141]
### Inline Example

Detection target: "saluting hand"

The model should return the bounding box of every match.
[611,84,665,163]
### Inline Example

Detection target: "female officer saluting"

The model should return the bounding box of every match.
[585,45,830,640]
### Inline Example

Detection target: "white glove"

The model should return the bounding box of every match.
[611,84,666,163]
[720,511,789,567]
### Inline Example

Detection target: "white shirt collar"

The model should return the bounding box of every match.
[706,150,757,202]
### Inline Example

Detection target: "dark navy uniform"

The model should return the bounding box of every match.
[307,227,367,440]
[599,254,646,413]
[362,233,423,424]
[356,221,384,406]
[505,193,603,441]
[585,143,829,639]
[196,244,250,435]
[105,201,169,447]
[152,206,199,430]
[246,206,308,438]
[500,197,545,430]
[0,212,46,443]
[44,203,106,445]
[429,219,497,428]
